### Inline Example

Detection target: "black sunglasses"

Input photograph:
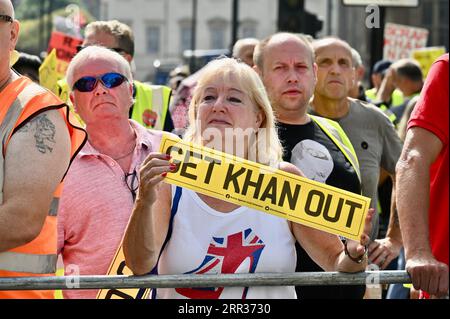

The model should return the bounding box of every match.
[0,14,13,23]
[76,45,127,54]
[73,72,128,92]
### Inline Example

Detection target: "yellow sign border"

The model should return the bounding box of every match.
[160,135,371,241]
[97,134,371,299]
[96,245,151,299]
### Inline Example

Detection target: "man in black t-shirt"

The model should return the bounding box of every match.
[254,33,366,299]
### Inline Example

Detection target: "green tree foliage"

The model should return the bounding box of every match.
[15,5,93,56]
[15,0,82,20]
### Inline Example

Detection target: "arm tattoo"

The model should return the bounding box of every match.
[17,113,56,154]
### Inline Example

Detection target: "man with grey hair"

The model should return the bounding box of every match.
[0,0,86,299]
[76,20,174,132]
[57,46,175,298]
[232,37,259,67]
[309,37,403,275]
[350,47,396,259]
[254,32,368,299]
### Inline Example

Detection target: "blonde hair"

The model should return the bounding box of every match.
[183,57,283,166]
[232,38,259,59]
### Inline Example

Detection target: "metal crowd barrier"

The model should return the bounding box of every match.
[0,271,410,290]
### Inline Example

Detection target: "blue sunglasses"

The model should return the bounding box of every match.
[73,72,128,92]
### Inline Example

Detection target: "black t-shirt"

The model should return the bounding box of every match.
[278,120,360,194]
[278,120,365,299]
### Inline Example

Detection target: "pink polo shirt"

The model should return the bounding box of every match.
[57,120,165,299]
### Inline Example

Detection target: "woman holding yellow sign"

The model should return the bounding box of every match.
[123,57,374,299]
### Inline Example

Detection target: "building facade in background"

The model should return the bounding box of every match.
[98,0,447,83]
[335,0,448,85]
[100,0,278,81]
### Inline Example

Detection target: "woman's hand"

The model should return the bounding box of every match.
[123,152,175,275]
[137,152,176,204]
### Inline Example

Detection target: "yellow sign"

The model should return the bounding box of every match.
[97,245,151,299]
[160,135,371,241]
[412,47,446,78]
[98,135,370,299]
[57,78,70,104]
[39,49,59,94]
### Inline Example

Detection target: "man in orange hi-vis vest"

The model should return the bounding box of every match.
[0,0,87,299]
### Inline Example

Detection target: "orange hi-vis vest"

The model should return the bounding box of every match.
[0,76,87,299]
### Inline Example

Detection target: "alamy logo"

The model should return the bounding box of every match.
[176,228,265,299]
[366,4,380,29]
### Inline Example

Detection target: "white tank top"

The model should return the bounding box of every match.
[156,186,297,299]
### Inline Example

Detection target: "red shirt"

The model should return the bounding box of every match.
[408,54,449,268]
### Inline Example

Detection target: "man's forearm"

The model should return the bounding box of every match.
[123,198,161,275]
[386,176,402,244]
[0,203,46,252]
[396,156,431,259]
[376,70,395,104]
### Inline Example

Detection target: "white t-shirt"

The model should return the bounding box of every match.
[155,186,297,299]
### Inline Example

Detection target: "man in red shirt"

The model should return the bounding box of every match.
[396,53,449,298]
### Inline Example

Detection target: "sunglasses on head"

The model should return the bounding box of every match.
[76,45,127,54]
[0,14,13,23]
[73,72,128,92]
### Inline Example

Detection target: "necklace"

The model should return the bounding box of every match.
[112,142,136,161]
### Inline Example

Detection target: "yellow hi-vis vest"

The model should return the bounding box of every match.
[365,87,404,108]
[131,80,172,130]
[56,78,85,126]
[365,88,404,124]
[57,78,70,105]
[310,115,361,183]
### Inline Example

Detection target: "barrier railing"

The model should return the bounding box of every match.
[0,271,410,290]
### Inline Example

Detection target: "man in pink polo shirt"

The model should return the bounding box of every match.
[57,46,176,298]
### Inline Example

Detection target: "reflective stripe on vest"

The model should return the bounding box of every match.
[365,88,404,109]
[48,197,59,216]
[0,252,57,274]
[151,85,165,129]
[310,115,361,183]
[391,89,404,107]
[131,81,171,130]
[380,105,397,124]
[0,77,87,279]
[365,88,397,123]
[365,88,377,101]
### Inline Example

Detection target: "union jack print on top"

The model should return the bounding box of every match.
[176,228,265,299]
